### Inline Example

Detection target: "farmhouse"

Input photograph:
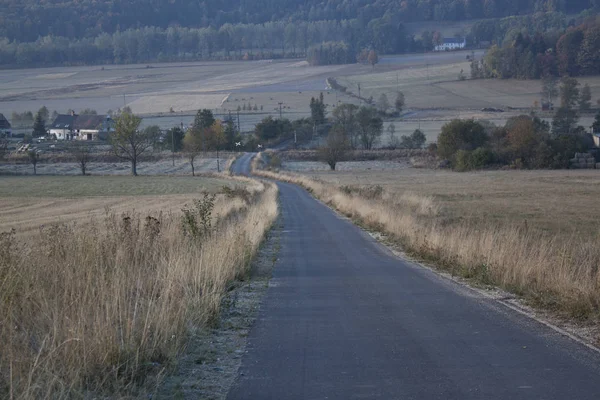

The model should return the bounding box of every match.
[49,113,114,141]
[0,113,11,136]
[49,114,76,140]
[435,38,467,51]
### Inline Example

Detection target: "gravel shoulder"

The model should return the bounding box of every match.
[153,215,282,399]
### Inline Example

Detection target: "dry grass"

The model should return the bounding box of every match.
[0,176,278,398]
[255,159,600,334]
[0,175,244,236]
[307,169,600,236]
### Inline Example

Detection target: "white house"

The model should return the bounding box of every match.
[435,38,467,51]
[49,114,77,140]
[49,113,114,141]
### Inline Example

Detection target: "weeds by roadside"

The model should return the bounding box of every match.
[253,158,600,339]
[0,179,278,398]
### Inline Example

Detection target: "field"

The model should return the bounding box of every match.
[1,50,599,142]
[257,160,600,338]
[0,175,240,235]
[0,156,227,175]
[0,60,348,131]
[0,172,279,398]
[337,55,600,145]
[295,166,600,236]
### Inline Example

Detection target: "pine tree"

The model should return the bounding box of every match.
[592,111,600,134]
[32,112,46,137]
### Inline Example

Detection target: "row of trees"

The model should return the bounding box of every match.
[0,18,415,67]
[1,0,596,42]
[471,16,600,79]
[437,108,600,171]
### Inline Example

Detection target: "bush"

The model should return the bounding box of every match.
[438,119,487,160]
[453,147,494,171]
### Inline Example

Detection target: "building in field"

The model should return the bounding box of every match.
[49,114,77,140]
[49,112,114,141]
[435,38,467,51]
[0,113,11,136]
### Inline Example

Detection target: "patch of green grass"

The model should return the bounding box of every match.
[0,175,238,198]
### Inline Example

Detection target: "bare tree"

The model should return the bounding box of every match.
[67,141,93,175]
[28,150,40,175]
[109,112,157,176]
[318,127,348,171]
[332,103,359,149]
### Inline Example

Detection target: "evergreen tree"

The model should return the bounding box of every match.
[32,112,46,137]
[592,111,600,134]
[310,93,326,125]
[193,109,215,131]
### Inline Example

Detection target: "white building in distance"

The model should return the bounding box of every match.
[435,38,467,51]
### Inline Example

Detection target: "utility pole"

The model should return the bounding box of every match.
[294,130,297,147]
[278,102,283,119]
[237,111,241,132]
[396,73,399,93]
[358,83,361,102]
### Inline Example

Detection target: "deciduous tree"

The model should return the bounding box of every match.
[28,150,40,175]
[579,83,592,111]
[67,141,93,175]
[109,112,156,176]
[318,126,348,171]
[437,119,488,160]
[356,106,383,150]
[395,92,405,114]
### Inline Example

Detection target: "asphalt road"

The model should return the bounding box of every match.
[227,154,600,400]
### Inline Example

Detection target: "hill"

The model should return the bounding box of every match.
[0,0,595,42]
[0,1,597,68]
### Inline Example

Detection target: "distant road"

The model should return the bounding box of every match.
[228,154,600,400]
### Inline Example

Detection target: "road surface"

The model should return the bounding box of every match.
[227,154,600,400]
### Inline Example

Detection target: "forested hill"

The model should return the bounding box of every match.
[0,0,596,42]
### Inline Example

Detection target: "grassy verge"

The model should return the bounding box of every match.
[253,154,600,340]
[0,176,278,398]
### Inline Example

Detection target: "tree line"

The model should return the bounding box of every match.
[0,18,412,67]
[470,15,600,79]
[436,76,600,171]
[2,1,597,68]
[1,0,596,43]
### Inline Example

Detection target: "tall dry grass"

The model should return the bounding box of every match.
[255,163,600,326]
[0,179,278,398]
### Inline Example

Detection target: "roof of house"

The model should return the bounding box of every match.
[442,38,465,44]
[74,115,109,130]
[49,114,77,129]
[0,113,11,129]
[50,114,112,131]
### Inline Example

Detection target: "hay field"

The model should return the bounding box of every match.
[337,62,600,110]
[0,60,348,120]
[0,175,238,235]
[301,167,600,236]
